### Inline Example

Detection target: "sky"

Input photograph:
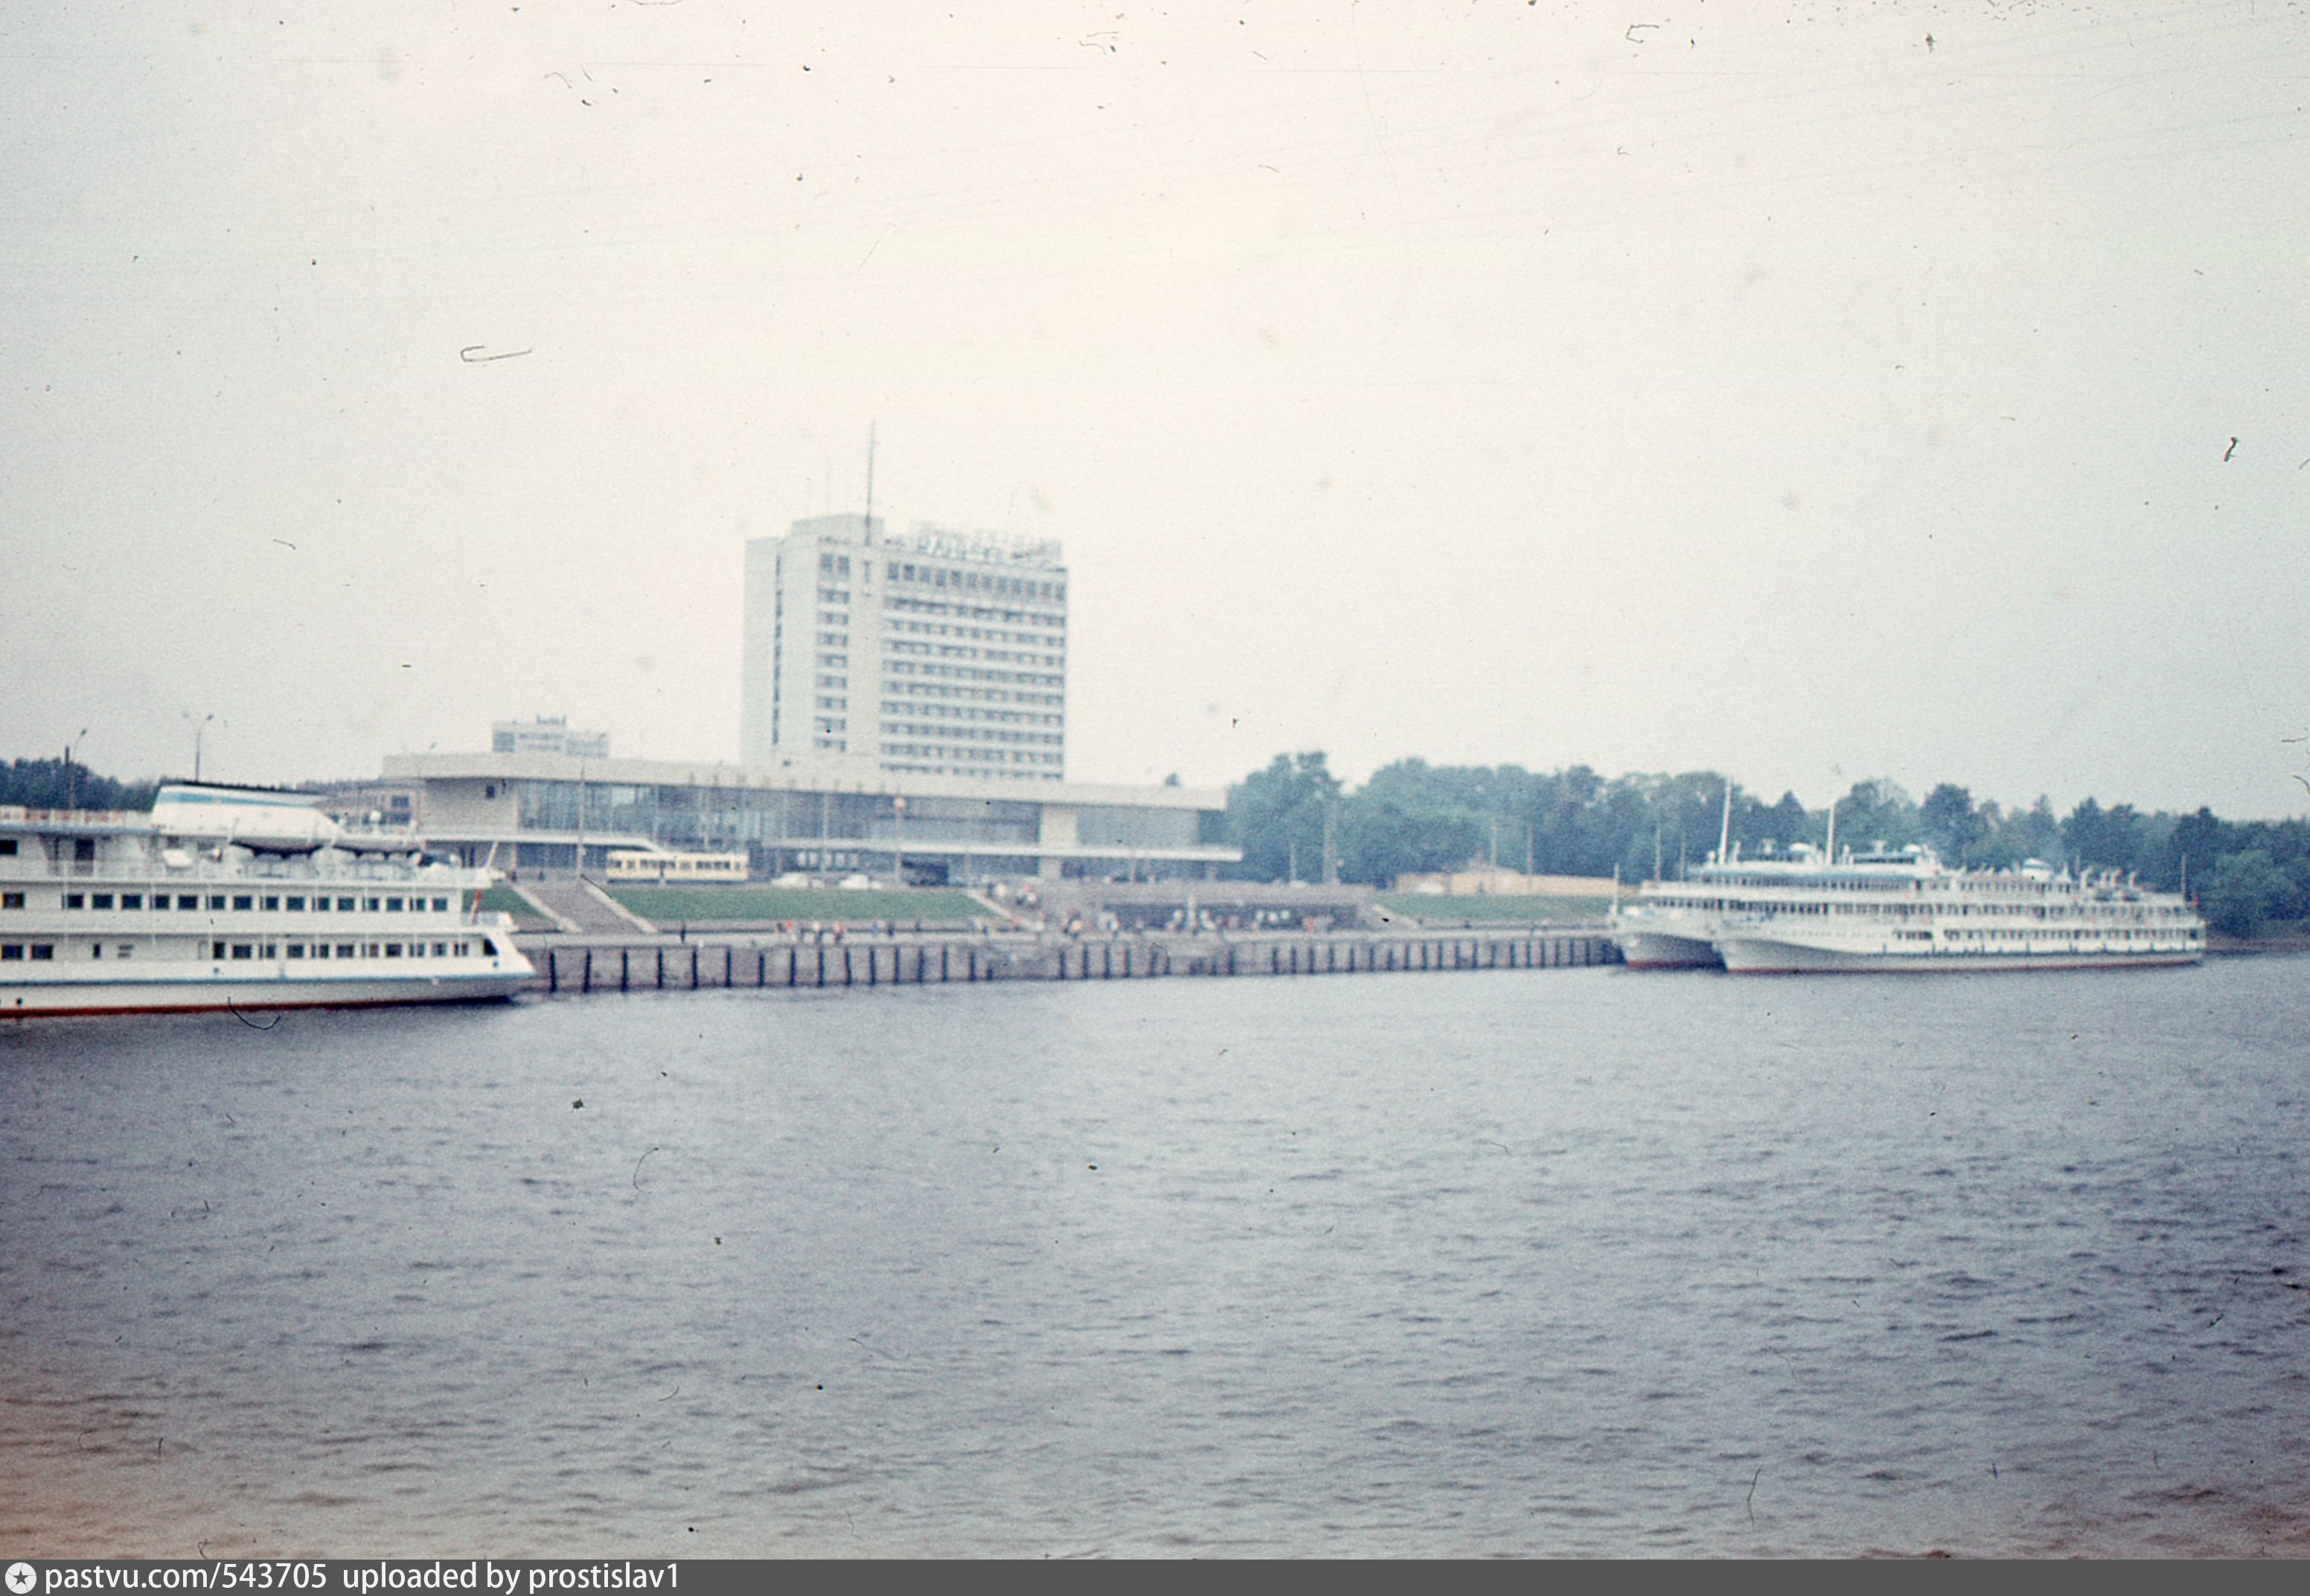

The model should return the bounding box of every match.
[4,0,2307,818]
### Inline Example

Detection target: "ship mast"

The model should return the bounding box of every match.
[1717,779,1733,865]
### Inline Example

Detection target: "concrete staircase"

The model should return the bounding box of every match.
[512,877,658,935]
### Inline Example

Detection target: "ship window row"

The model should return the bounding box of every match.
[1946,926,2186,941]
[1659,893,2176,923]
[0,944,54,960]
[211,940,482,961]
[49,892,454,913]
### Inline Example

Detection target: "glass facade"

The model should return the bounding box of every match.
[1075,805,1201,850]
[414,757,1235,884]
[509,781,1055,875]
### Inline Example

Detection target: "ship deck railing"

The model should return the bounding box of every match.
[4,856,479,884]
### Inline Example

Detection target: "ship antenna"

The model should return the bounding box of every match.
[1825,790,1837,865]
[1718,778,1733,866]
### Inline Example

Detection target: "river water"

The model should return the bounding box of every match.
[3,957,2306,1557]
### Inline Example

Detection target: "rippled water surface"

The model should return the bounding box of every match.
[4,958,2308,1556]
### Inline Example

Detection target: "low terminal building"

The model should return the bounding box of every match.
[380,749,1237,885]
[1390,865,1622,898]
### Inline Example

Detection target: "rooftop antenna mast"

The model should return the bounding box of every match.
[863,422,877,535]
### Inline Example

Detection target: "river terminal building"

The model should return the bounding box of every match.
[380,749,1232,885]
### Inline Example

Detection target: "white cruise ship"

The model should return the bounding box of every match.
[1610,845,1842,968]
[1,783,533,1018]
[1613,842,2204,974]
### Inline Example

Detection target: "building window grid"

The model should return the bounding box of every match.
[769,573,784,746]
[759,526,1066,779]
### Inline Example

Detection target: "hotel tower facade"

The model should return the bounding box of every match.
[740,513,1068,781]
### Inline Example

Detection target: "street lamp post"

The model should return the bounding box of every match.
[64,727,89,810]
[182,711,217,783]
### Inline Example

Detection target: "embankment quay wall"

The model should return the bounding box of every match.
[516,928,1622,995]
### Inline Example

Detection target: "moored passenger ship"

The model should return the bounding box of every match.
[1,783,533,1017]
[1609,845,1845,969]
[1612,842,2204,974]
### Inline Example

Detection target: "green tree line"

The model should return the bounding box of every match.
[1222,754,2310,938]
[0,757,158,813]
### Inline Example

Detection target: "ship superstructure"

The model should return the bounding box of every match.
[1613,842,2204,974]
[1,784,532,1017]
[1609,842,1854,968]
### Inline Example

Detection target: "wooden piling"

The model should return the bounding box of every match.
[525,924,1620,999]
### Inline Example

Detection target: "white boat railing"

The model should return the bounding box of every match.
[9,856,480,884]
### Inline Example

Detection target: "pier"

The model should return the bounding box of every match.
[518,926,1620,996]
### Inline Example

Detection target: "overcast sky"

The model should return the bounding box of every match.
[5,1,2306,816]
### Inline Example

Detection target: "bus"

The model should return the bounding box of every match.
[605,850,749,884]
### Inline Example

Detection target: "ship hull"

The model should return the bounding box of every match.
[1613,931,1724,970]
[1715,936,2204,975]
[3,793,536,1019]
[2,970,530,1017]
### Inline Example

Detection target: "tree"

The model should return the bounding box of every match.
[1223,753,1341,882]
[2284,852,2310,926]
[1741,790,1812,856]
[2167,806,2230,893]
[1647,771,1736,877]
[2201,848,2288,937]
[1921,783,1990,865]
[1338,795,1479,886]
[2063,798,2148,875]
[0,758,157,812]
[1980,796,2064,869]
[1836,779,1920,852]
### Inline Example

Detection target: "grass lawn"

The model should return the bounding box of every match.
[604,885,990,924]
[474,884,554,930]
[1375,894,1614,923]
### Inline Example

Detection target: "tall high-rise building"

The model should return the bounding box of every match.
[740,513,1068,780]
